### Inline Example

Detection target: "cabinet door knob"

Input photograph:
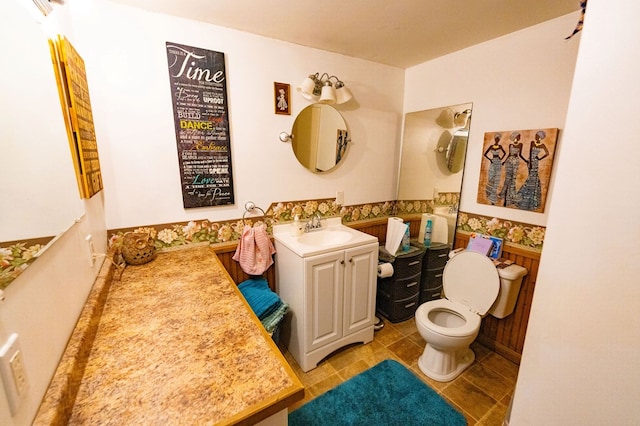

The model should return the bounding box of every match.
[348,258,353,263]
[340,260,345,265]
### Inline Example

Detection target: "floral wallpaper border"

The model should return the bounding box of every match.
[0,242,47,290]
[456,212,545,252]
[110,196,456,253]
[1,193,543,289]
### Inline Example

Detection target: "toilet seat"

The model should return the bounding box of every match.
[443,251,500,316]
[418,299,480,337]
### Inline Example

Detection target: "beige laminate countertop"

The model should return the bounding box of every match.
[34,245,303,425]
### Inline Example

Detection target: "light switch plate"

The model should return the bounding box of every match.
[0,333,28,416]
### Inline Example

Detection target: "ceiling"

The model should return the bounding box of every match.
[107,0,581,69]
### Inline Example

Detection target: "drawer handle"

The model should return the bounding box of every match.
[404,302,416,308]
[406,281,418,287]
[408,261,420,266]
[435,273,443,278]
[438,254,448,258]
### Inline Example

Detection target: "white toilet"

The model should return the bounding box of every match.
[415,250,527,382]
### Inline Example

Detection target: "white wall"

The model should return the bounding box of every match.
[0,2,108,425]
[0,196,107,426]
[511,0,640,423]
[404,12,581,226]
[0,0,83,241]
[69,0,405,230]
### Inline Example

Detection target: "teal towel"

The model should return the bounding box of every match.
[238,278,281,320]
[262,302,288,334]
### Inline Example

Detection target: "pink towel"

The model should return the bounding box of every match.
[232,224,276,275]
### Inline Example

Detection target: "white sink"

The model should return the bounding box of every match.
[274,217,378,257]
[298,228,352,246]
[433,206,457,220]
[432,207,458,245]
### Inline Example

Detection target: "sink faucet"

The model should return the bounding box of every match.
[449,203,459,214]
[304,212,323,232]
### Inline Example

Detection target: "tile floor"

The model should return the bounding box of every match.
[283,318,518,426]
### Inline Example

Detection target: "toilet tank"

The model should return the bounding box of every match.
[489,264,528,319]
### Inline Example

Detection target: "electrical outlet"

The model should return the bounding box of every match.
[0,334,28,415]
[336,190,344,205]
[10,350,27,396]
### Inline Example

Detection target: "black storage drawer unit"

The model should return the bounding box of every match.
[422,268,444,290]
[377,272,421,301]
[422,287,443,301]
[424,244,450,270]
[376,245,424,323]
[376,292,420,323]
[411,241,450,304]
[391,254,423,277]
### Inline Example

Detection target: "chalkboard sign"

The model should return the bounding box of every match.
[166,42,235,208]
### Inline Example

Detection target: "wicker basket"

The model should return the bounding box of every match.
[121,232,157,265]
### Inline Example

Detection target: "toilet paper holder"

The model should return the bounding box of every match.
[377,262,394,278]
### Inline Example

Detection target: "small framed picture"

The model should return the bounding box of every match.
[274,82,290,115]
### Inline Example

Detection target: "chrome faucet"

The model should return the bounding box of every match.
[449,203,459,214]
[304,212,323,232]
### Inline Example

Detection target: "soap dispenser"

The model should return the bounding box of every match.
[423,219,433,247]
[291,214,303,236]
[401,223,411,252]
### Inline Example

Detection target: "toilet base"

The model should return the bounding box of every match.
[418,343,475,382]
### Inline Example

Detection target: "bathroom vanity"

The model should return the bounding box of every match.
[274,218,378,372]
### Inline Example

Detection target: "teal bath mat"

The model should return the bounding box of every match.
[289,359,465,426]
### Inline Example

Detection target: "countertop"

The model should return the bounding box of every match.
[34,245,303,425]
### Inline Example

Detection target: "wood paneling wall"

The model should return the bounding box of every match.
[352,217,538,364]
[453,232,539,364]
[214,243,276,290]
[217,217,537,364]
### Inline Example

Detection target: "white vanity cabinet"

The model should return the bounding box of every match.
[274,220,378,372]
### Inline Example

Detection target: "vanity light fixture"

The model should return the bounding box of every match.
[297,72,353,105]
[436,108,472,128]
[453,109,472,127]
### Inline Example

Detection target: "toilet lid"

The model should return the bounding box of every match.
[443,251,500,315]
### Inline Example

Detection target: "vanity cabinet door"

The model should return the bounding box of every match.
[304,251,344,352]
[343,243,378,337]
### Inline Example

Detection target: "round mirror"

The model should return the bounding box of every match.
[446,128,468,173]
[291,104,349,172]
[435,128,469,174]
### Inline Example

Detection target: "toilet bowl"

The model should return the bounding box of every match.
[415,251,500,382]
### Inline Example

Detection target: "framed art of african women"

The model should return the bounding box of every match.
[477,128,559,213]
